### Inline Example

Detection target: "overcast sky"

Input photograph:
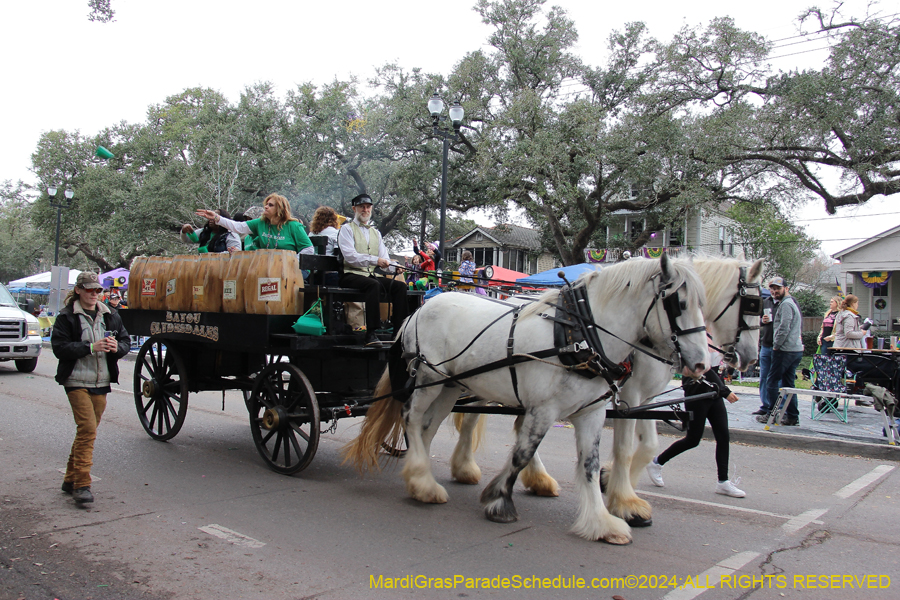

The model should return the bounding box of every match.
[1,0,892,256]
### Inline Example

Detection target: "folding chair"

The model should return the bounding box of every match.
[766,354,869,428]
[810,354,853,422]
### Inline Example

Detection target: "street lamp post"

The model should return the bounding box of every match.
[47,186,74,265]
[427,93,464,269]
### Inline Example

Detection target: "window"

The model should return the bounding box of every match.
[628,217,644,242]
[719,226,726,252]
[668,228,683,247]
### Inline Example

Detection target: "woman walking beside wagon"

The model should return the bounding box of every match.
[52,272,131,505]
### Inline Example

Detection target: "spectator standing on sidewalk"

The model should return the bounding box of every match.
[752,293,778,416]
[757,277,803,426]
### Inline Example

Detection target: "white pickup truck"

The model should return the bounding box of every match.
[0,283,42,372]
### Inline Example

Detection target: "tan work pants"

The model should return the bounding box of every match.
[64,389,107,489]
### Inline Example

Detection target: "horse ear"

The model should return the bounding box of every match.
[660,252,673,282]
[749,258,764,282]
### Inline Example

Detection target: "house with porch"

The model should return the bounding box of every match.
[832,223,900,330]
[583,206,739,263]
[445,223,556,275]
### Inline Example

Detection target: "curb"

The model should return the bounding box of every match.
[706,425,900,461]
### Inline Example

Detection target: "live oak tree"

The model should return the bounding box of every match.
[22,0,899,271]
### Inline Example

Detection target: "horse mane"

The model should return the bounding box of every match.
[519,257,704,319]
[692,255,760,308]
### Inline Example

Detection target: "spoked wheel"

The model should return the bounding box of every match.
[248,363,320,475]
[381,432,409,458]
[134,337,189,441]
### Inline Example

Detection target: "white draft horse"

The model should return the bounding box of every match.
[451,256,763,534]
[343,255,710,544]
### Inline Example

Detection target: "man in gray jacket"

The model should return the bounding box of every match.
[758,277,804,425]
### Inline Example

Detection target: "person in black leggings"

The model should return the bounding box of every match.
[645,358,746,498]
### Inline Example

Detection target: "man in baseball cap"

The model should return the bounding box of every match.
[755,276,803,426]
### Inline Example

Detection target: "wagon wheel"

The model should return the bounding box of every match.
[134,337,189,441]
[381,432,409,458]
[248,363,320,475]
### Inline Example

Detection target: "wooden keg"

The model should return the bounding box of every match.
[222,251,255,313]
[192,253,229,313]
[243,249,304,315]
[127,256,148,309]
[166,255,197,312]
[139,256,171,311]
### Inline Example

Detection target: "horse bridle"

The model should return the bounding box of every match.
[708,266,762,364]
[641,274,707,363]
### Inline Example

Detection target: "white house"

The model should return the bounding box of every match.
[832,223,900,329]
[584,206,739,263]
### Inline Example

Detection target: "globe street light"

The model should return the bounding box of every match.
[427,92,464,269]
[48,186,74,265]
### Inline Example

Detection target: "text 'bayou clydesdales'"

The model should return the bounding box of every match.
[150,311,219,342]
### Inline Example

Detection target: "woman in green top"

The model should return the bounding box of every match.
[196,194,312,253]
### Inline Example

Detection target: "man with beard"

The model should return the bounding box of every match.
[337,194,408,345]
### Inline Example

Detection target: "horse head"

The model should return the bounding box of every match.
[657,253,710,378]
[696,257,764,371]
[586,254,708,379]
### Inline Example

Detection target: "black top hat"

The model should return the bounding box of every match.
[351,194,373,206]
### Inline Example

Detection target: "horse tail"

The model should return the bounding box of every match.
[452,412,487,452]
[341,368,405,473]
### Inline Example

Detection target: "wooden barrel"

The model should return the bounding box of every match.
[192,253,229,313]
[128,256,148,309]
[139,256,171,311]
[222,251,255,313]
[165,255,198,312]
[243,249,304,315]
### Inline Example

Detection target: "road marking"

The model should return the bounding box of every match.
[199,524,265,548]
[111,386,131,394]
[782,508,828,534]
[833,465,894,499]
[662,551,760,600]
[640,490,824,524]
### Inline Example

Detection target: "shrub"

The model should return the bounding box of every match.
[792,289,828,317]
[801,331,819,356]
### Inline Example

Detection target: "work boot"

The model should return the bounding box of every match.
[72,487,94,503]
[61,481,73,495]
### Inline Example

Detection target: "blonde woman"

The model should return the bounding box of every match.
[830,294,867,349]
[196,193,312,253]
[817,296,842,354]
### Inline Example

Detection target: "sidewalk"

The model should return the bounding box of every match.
[653,381,900,461]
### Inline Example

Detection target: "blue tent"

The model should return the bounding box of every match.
[8,287,50,295]
[516,263,601,287]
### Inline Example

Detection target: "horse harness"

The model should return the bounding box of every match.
[707,266,762,363]
[394,271,704,409]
